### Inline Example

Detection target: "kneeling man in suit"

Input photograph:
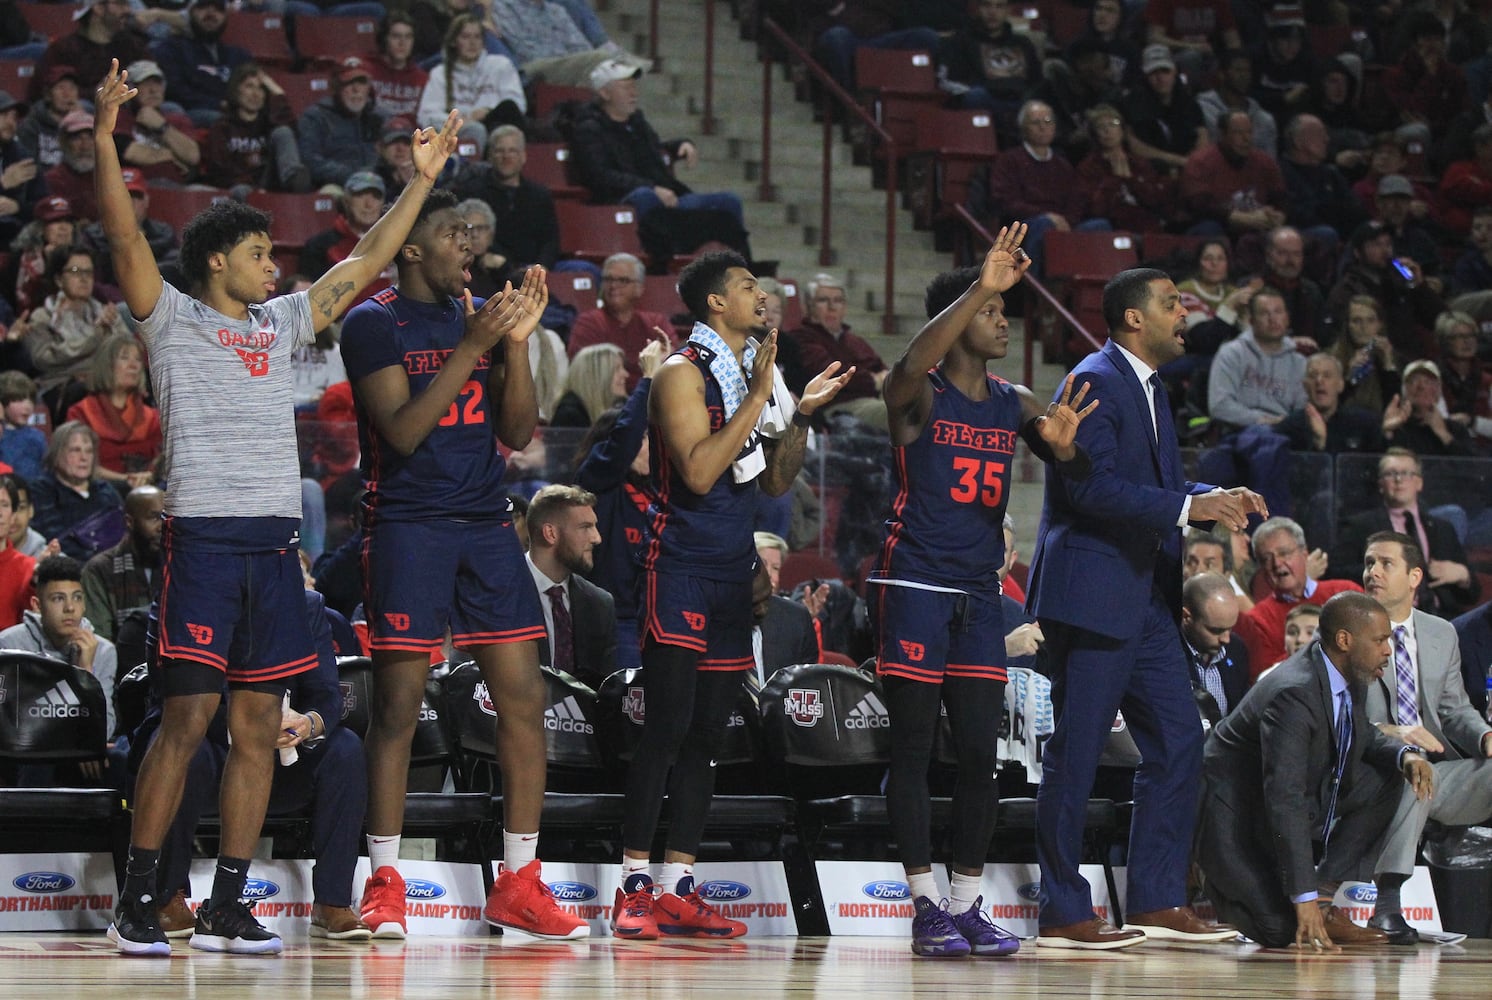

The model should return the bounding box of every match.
[1198,591,1435,949]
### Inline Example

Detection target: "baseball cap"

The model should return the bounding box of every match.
[344,170,385,197]
[1403,359,1441,382]
[0,91,24,114]
[59,109,94,133]
[44,65,79,89]
[336,56,371,85]
[1349,219,1390,249]
[35,196,73,222]
[1377,173,1414,198]
[381,115,414,143]
[120,168,147,195]
[1141,44,1176,74]
[590,58,642,91]
[126,60,165,83]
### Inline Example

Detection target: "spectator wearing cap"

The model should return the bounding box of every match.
[1373,173,1442,282]
[150,0,250,127]
[297,56,386,189]
[1249,5,1313,122]
[488,0,649,87]
[1441,123,1492,239]
[10,195,77,313]
[30,0,151,106]
[81,168,178,284]
[111,60,199,186]
[1383,11,1468,142]
[416,12,525,155]
[373,116,419,202]
[299,171,391,304]
[1326,220,1446,358]
[1381,361,1477,458]
[17,65,83,169]
[935,0,1042,146]
[368,12,429,119]
[1197,49,1278,158]
[1121,44,1209,175]
[1143,0,1240,82]
[198,62,310,194]
[1180,109,1286,236]
[451,124,561,283]
[42,110,100,223]
[0,91,42,244]
[570,59,748,243]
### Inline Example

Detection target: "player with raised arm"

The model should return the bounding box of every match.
[872,226,1097,956]
[94,59,462,957]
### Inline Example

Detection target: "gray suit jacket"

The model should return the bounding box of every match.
[1366,609,1490,760]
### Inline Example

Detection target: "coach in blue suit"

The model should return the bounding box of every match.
[1026,268,1268,950]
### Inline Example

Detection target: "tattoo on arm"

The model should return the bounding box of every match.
[312,281,356,318]
[761,425,808,496]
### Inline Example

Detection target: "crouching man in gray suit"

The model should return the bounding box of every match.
[1361,531,1492,944]
[1198,591,1435,950]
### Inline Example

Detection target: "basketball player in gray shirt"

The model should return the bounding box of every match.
[92,60,464,956]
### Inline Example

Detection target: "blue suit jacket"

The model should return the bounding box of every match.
[1027,340,1213,639]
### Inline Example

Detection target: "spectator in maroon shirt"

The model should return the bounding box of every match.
[785,272,888,430]
[1383,12,1468,143]
[566,252,672,392]
[368,12,429,119]
[42,111,99,223]
[1179,109,1286,237]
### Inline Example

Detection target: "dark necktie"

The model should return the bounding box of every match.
[1149,373,1177,487]
[1323,689,1352,844]
[547,584,574,676]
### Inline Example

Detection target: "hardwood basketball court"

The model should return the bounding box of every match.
[3,933,1489,997]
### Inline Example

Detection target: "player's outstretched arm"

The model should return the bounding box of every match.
[650,336,775,496]
[93,61,162,321]
[760,359,854,497]
[309,110,463,331]
[1015,375,1098,463]
[883,225,1030,446]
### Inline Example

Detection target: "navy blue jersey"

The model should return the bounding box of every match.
[641,344,758,582]
[873,370,1022,593]
[340,288,510,523]
[576,376,656,620]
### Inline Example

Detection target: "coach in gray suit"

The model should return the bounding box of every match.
[1362,530,1492,944]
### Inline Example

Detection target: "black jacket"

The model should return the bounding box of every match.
[569,102,689,203]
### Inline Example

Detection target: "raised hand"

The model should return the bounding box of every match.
[1035,374,1098,460]
[94,60,138,136]
[748,329,779,400]
[465,265,548,349]
[799,360,855,417]
[1381,393,1411,435]
[979,223,1032,294]
[413,109,463,182]
[639,326,671,378]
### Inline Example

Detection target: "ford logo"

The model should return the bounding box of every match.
[861,880,910,900]
[405,879,447,900]
[547,881,597,902]
[1017,881,1042,901]
[242,879,280,900]
[13,872,74,893]
[1344,884,1378,903]
[698,880,751,901]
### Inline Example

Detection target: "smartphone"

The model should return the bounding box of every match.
[1391,258,1415,281]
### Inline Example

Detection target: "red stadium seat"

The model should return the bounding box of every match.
[546,269,599,313]
[1045,1,1092,48]
[1041,231,1139,359]
[531,82,593,120]
[245,191,341,250]
[146,185,231,236]
[16,2,78,41]
[907,109,999,230]
[555,202,647,265]
[853,48,936,97]
[523,142,586,201]
[774,275,805,331]
[226,10,295,65]
[636,274,682,318]
[0,59,34,99]
[276,71,335,117]
[1142,232,1208,263]
[779,551,842,593]
[294,14,381,63]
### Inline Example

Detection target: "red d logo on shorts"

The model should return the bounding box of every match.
[186,623,214,645]
[681,612,706,631]
[899,640,925,662]
[383,612,411,631]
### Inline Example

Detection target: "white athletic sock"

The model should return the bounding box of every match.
[367,834,400,873]
[620,857,652,891]
[503,831,539,874]
[949,871,983,915]
[659,862,693,896]
[907,870,940,903]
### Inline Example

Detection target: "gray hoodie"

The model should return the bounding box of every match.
[0,610,117,736]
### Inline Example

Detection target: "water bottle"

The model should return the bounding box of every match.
[1485,673,1492,725]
